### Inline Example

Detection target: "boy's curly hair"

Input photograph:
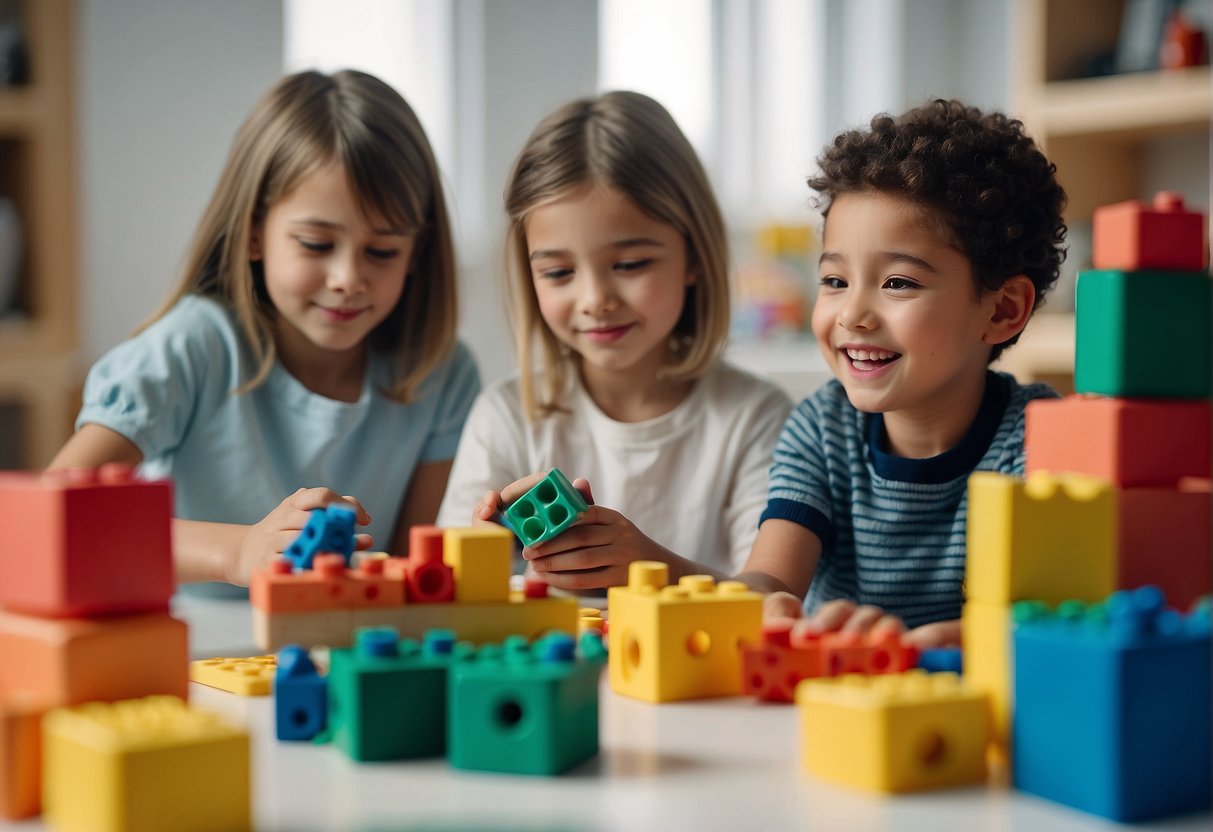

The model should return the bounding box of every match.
[808,99,1067,361]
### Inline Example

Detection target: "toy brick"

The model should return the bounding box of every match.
[966,471,1116,606]
[398,525,455,603]
[274,645,327,741]
[0,610,188,706]
[284,504,357,570]
[608,562,763,703]
[0,465,173,618]
[1012,587,1212,822]
[344,554,406,608]
[1117,479,1211,610]
[1092,192,1207,272]
[189,656,277,696]
[797,670,990,793]
[250,556,342,613]
[915,647,962,674]
[741,621,825,702]
[448,631,606,775]
[504,468,588,547]
[1025,396,1210,487]
[443,526,513,603]
[0,693,47,820]
[961,599,1013,747]
[42,695,250,832]
[253,607,351,652]
[1075,269,1211,398]
[821,631,919,676]
[327,628,468,761]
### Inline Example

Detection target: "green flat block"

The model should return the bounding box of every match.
[1076,270,1211,398]
[448,631,606,776]
[328,627,470,761]
[504,468,589,547]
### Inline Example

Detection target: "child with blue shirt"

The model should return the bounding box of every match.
[49,70,479,590]
[737,99,1066,647]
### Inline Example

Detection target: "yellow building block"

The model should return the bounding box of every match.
[796,670,990,793]
[966,471,1116,605]
[189,656,277,696]
[607,561,762,703]
[443,526,513,603]
[42,695,250,832]
[961,600,1012,748]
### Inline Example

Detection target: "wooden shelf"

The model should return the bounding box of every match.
[1032,67,1211,140]
[0,88,44,135]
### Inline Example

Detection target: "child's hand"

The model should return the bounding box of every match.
[231,488,373,585]
[472,471,580,525]
[788,598,907,643]
[763,591,806,623]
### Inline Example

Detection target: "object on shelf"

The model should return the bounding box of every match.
[733,223,815,342]
[1159,5,1209,69]
[0,199,21,317]
[1116,0,1171,74]
[0,6,26,86]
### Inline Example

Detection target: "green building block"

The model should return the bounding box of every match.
[448,631,606,776]
[1075,270,1211,398]
[327,627,470,761]
[503,468,589,547]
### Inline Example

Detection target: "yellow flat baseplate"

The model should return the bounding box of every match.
[189,656,277,696]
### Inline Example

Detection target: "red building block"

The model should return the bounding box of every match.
[1092,191,1207,272]
[1026,396,1210,487]
[345,555,405,608]
[821,631,920,676]
[0,464,173,617]
[0,693,45,820]
[742,621,826,702]
[0,610,188,705]
[1118,478,1211,611]
[399,525,455,603]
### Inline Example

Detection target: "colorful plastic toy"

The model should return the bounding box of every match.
[1117,478,1211,610]
[189,655,277,696]
[504,468,588,547]
[284,503,357,569]
[1012,587,1212,822]
[0,693,46,820]
[443,526,513,602]
[42,695,250,832]
[915,647,962,674]
[397,525,455,603]
[274,645,327,742]
[1092,191,1206,272]
[960,599,1013,746]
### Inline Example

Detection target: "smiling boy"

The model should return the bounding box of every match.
[736,99,1067,646]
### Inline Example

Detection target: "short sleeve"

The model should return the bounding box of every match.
[417,341,481,463]
[760,390,836,543]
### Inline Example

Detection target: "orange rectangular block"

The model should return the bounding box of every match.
[251,554,405,613]
[0,694,46,820]
[0,611,188,706]
[1026,396,1210,487]
[1092,192,1207,272]
[0,465,173,617]
[1118,479,1211,611]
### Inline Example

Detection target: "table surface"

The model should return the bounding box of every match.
[4,594,1210,832]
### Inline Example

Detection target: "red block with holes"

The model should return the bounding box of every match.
[396,525,455,603]
[1118,478,1211,611]
[345,556,405,608]
[1092,191,1207,272]
[0,465,173,617]
[741,622,826,702]
[821,631,920,676]
[251,554,404,612]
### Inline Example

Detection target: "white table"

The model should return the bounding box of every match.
[4,595,1209,831]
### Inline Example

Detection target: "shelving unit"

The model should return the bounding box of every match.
[0,0,79,468]
[1005,0,1211,393]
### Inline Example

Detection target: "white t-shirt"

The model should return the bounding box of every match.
[437,362,793,574]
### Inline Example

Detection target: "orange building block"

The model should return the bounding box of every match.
[250,554,405,613]
[821,631,920,676]
[0,693,46,820]
[1092,191,1207,272]
[742,622,826,702]
[1026,396,1210,487]
[1118,478,1211,610]
[0,611,188,706]
[0,465,173,617]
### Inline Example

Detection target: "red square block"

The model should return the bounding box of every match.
[741,622,825,702]
[1118,478,1211,611]
[1093,192,1207,272]
[1026,396,1210,487]
[0,693,46,820]
[0,464,173,617]
[0,610,188,706]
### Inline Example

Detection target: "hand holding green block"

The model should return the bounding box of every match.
[503,468,589,547]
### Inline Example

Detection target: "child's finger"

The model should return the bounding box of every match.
[903,619,962,649]
[536,565,612,592]
[527,546,606,574]
[571,476,595,505]
[338,495,372,525]
[838,604,888,636]
[353,533,374,551]
[763,591,804,621]
[499,472,548,505]
[805,598,858,633]
[870,613,907,639]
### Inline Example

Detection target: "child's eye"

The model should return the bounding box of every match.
[537,267,573,281]
[819,275,846,290]
[615,259,652,272]
[366,247,400,260]
[297,238,333,253]
[884,276,919,291]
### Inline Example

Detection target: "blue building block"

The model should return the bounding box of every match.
[275,645,327,741]
[503,469,589,548]
[1013,586,1212,822]
[285,504,357,569]
[916,647,963,674]
[448,630,607,776]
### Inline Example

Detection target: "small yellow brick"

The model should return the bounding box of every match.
[189,656,277,696]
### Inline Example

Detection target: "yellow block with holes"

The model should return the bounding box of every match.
[443,526,513,602]
[961,600,1012,747]
[189,656,277,696]
[607,561,762,702]
[796,671,989,793]
[966,471,1116,605]
[42,696,250,832]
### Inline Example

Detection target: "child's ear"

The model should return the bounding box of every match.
[983,274,1035,345]
[249,225,263,262]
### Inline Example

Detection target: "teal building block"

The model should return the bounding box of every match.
[327,627,470,761]
[503,468,589,547]
[448,631,606,776]
[1075,269,1211,398]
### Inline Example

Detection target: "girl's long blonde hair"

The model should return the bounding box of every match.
[142,69,458,402]
[503,91,730,420]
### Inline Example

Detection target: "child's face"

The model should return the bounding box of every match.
[525,184,695,383]
[253,162,415,360]
[811,191,995,415]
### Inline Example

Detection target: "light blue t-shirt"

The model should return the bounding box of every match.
[78,295,480,557]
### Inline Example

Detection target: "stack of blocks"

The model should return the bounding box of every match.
[0,465,249,831]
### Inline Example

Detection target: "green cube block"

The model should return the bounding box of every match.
[327,628,470,761]
[504,468,589,547]
[1076,270,1211,398]
[448,631,606,776]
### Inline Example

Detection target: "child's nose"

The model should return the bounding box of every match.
[838,293,877,330]
[327,252,366,294]
[578,270,618,315]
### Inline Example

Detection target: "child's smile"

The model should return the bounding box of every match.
[840,344,902,377]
